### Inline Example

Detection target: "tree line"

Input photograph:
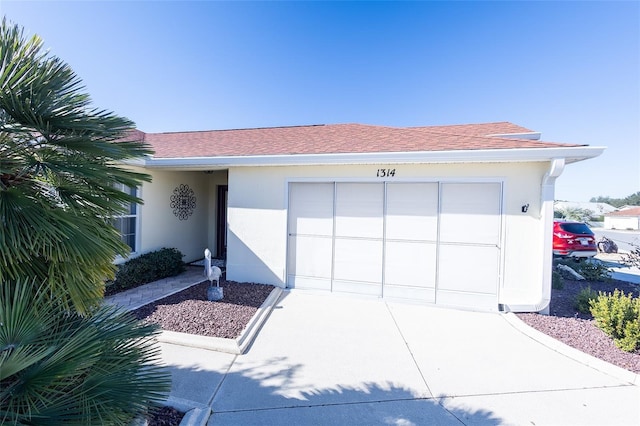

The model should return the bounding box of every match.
[590,192,640,208]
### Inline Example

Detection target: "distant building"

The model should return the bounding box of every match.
[554,201,617,218]
[604,207,640,230]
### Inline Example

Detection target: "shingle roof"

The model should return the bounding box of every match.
[133,122,584,159]
[606,207,640,217]
[408,121,536,136]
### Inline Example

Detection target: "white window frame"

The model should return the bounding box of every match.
[112,183,140,257]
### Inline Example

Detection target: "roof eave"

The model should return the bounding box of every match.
[139,146,606,170]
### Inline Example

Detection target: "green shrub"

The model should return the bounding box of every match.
[578,260,612,281]
[552,270,565,290]
[622,244,640,269]
[590,289,640,352]
[574,286,598,314]
[111,248,185,293]
[556,258,611,282]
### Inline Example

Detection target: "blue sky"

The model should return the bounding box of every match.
[1,1,638,202]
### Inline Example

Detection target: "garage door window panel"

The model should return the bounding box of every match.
[385,183,438,242]
[288,236,333,280]
[438,245,500,294]
[384,241,437,288]
[439,183,501,245]
[335,183,384,239]
[288,183,334,236]
[333,238,383,285]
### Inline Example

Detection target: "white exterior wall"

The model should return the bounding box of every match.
[226,162,550,309]
[605,216,640,230]
[138,169,222,263]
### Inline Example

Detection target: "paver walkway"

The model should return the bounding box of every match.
[103,265,205,311]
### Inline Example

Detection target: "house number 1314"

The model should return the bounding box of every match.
[376,168,396,177]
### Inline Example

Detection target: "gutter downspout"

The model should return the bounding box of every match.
[503,158,565,313]
[536,158,565,314]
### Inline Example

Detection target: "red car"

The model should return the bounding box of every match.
[553,220,597,258]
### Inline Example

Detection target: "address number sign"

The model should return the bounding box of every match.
[376,168,397,178]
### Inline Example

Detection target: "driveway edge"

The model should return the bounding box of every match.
[503,312,639,386]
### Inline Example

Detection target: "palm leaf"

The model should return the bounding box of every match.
[0,18,152,313]
[0,280,170,425]
[0,19,170,424]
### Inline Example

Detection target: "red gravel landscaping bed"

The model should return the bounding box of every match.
[132,280,275,339]
[147,406,185,426]
[516,278,640,374]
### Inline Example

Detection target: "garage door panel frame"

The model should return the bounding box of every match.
[286,178,505,310]
[287,234,333,281]
[436,183,503,305]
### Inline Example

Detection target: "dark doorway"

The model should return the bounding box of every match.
[216,185,228,259]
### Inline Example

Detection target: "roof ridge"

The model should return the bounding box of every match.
[408,120,514,129]
[404,122,538,138]
[403,127,540,142]
[150,123,331,135]
[137,122,528,136]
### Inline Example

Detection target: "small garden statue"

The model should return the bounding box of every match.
[204,248,223,301]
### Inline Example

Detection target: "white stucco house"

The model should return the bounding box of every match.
[605,207,640,230]
[119,122,603,313]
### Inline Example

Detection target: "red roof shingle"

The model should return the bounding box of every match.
[408,121,536,136]
[606,207,640,217]
[134,122,584,159]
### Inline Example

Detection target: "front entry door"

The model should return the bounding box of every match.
[216,185,228,258]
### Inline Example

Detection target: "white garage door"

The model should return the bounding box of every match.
[438,183,502,310]
[287,181,502,311]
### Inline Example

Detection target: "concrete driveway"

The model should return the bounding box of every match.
[160,291,639,425]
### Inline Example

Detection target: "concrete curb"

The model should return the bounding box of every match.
[179,407,210,426]
[156,287,283,354]
[164,396,211,426]
[503,312,640,386]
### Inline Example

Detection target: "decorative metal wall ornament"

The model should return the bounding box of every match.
[170,184,196,220]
